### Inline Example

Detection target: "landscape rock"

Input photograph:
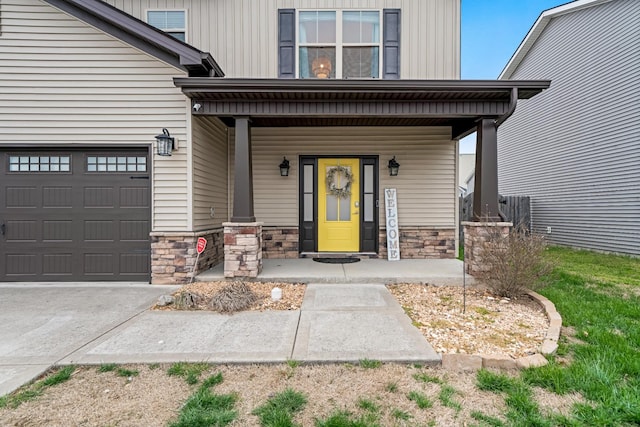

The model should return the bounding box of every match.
[442,353,483,372]
[156,295,174,307]
[516,353,548,369]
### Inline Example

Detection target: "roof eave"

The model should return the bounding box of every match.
[499,0,615,79]
[173,78,550,97]
[44,0,224,77]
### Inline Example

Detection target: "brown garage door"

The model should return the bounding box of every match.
[0,148,151,282]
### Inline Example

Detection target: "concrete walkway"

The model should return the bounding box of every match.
[0,282,439,397]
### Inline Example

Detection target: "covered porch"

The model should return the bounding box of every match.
[173,78,550,280]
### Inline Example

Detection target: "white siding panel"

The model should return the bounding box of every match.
[192,116,229,230]
[0,0,190,232]
[498,0,640,255]
[103,0,460,79]
[229,127,456,227]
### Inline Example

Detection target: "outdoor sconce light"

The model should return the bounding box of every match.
[388,156,400,176]
[279,157,290,176]
[155,128,175,156]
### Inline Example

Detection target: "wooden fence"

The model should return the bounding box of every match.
[459,194,531,240]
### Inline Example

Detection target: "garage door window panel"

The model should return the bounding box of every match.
[87,156,146,173]
[9,155,70,172]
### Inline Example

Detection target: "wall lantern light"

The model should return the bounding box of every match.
[388,156,400,176]
[155,128,175,156]
[279,157,290,176]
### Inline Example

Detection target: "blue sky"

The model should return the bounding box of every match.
[459,0,565,152]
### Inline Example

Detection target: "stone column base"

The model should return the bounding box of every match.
[151,229,224,285]
[462,221,512,276]
[223,222,263,278]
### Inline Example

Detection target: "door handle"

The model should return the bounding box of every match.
[1,223,5,236]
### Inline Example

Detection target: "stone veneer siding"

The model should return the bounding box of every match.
[223,222,263,278]
[462,221,512,276]
[151,229,224,285]
[262,227,299,259]
[379,227,456,259]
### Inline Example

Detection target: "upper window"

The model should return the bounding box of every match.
[147,10,186,42]
[298,10,381,79]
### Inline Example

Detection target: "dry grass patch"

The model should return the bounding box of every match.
[0,364,511,427]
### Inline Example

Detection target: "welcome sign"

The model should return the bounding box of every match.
[385,188,400,261]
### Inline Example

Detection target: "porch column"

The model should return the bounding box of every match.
[224,116,263,278]
[473,118,501,221]
[231,116,255,222]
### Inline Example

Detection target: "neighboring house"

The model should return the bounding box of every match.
[498,0,640,256]
[458,153,475,196]
[0,0,549,283]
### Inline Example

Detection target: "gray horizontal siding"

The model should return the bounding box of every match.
[498,0,640,255]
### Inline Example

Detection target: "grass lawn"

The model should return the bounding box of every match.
[1,246,638,426]
[473,246,640,427]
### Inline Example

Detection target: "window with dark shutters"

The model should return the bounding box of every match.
[278,8,400,79]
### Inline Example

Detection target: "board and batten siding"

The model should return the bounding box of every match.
[102,0,460,79]
[191,116,229,231]
[498,0,640,255]
[0,0,190,232]
[229,127,456,228]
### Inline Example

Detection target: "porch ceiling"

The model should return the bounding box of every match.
[173,78,551,136]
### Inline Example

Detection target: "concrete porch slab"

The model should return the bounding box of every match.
[197,258,472,286]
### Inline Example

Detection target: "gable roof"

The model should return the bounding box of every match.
[43,0,224,77]
[499,0,614,79]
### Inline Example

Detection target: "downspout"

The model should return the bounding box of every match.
[495,87,518,127]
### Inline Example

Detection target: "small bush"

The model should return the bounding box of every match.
[174,291,204,310]
[208,281,258,313]
[476,225,553,297]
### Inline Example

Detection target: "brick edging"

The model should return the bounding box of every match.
[441,291,562,371]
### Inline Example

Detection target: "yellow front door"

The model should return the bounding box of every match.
[318,158,360,252]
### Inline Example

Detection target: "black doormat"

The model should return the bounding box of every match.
[313,257,361,264]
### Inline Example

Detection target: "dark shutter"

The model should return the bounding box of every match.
[278,9,296,78]
[383,9,401,79]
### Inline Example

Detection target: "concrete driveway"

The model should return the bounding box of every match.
[0,283,175,396]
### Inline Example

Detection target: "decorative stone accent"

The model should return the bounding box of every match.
[442,354,483,372]
[529,291,562,356]
[379,227,455,259]
[461,221,512,276]
[262,227,299,259]
[516,354,549,369]
[223,222,263,278]
[481,355,518,370]
[151,229,224,285]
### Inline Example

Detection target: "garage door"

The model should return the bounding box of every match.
[0,148,151,282]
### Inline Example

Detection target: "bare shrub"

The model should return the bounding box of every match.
[173,292,204,310]
[208,281,259,313]
[476,225,553,297]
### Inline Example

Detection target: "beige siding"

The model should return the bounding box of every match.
[229,127,456,227]
[0,0,190,232]
[192,116,229,230]
[103,0,460,79]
